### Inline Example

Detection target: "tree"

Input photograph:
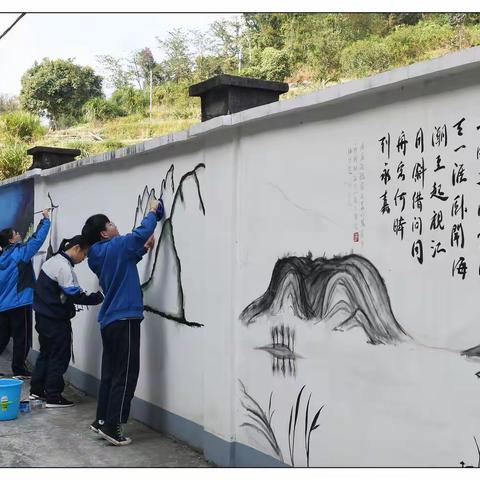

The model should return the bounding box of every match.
[96,54,132,90]
[383,13,423,28]
[97,55,132,90]
[130,48,157,89]
[0,94,19,113]
[20,58,103,128]
[243,13,287,50]
[191,29,217,58]
[211,18,244,60]
[157,29,193,82]
[98,49,164,90]
[193,55,226,81]
[187,24,239,79]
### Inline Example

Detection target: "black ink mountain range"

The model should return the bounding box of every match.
[134,163,205,327]
[240,253,410,345]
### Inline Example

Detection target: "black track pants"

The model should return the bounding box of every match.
[96,318,141,425]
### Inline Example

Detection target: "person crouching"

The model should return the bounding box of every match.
[30,235,103,407]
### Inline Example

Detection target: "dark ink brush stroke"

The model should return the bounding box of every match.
[461,345,480,358]
[133,165,174,229]
[45,192,59,260]
[133,186,157,230]
[240,253,410,345]
[170,164,206,217]
[142,218,203,327]
[139,163,206,328]
[239,379,283,461]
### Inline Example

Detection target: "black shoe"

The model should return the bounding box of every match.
[98,423,132,446]
[29,391,46,401]
[45,396,74,408]
[13,370,32,380]
[90,419,105,433]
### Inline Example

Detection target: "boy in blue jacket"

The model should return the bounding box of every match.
[0,209,50,378]
[31,235,103,407]
[81,198,163,446]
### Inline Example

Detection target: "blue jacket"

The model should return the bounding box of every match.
[87,206,163,329]
[34,251,103,320]
[0,218,51,312]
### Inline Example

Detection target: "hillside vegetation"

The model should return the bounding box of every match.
[2,13,480,179]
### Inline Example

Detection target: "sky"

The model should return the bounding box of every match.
[0,13,235,97]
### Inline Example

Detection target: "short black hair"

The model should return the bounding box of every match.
[81,214,110,246]
[0,228,14,249]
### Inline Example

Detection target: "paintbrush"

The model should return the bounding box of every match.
[33,206,58,215]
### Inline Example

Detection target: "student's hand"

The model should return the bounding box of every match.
[149,199,160,213]
[42,209,50,219]
[144,234,155,251]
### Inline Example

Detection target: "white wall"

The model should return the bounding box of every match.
[234,60,480,467]
[34,145,210,429]
[7,47,480,467]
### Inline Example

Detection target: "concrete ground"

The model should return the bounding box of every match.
[0,352,211,467]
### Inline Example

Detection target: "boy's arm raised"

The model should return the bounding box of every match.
[21,210,51,261]
[133,234,155,263]
[124,199,164,257]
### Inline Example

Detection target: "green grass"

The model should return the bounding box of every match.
[42,105,200,158]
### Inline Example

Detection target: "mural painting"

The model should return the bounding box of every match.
[0,178,34,243]
[133,163,205,327]
[237,115,480,467]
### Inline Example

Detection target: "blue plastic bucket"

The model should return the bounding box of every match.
[0,378,23,421]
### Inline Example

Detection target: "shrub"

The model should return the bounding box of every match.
[0,111,45,142]
[0,142,31,180]
[111,87,149,116]
[154,81,189,106]
[305,30,347,83]
[243,47,292,81]
[82,97,125,122]
[54,114,84,130]
[340,37,393,78]
[154,81,199,119]
[384,21,452,65]
[193,55,227,82]
[464,25,480,46]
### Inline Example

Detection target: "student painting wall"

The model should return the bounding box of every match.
[3,49,480,467]
[133,163,206,327]
[33,147,210,439]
